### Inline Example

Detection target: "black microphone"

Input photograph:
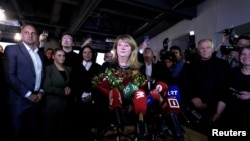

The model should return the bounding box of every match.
[162,86,184,141]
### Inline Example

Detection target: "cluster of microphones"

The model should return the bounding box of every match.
[106,81,184,141]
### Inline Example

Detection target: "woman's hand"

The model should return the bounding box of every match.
[235,91,250,100]
[191,97,207,109]
[64,86,71,96]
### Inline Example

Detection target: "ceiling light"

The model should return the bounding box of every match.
[14,33,21,42]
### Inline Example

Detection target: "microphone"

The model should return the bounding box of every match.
[146,94,154,106]
[96,85,110,96]
[133,89,147,119]
[162,88,184,141]
[133,89,148,139]
[109,88,123,127]
[167,85,180,102]
[123,83,138,99]
[148,89,164,104]
[162,98,181,115]
[155,81,168,97]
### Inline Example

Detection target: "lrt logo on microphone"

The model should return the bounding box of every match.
[167,98,180,108]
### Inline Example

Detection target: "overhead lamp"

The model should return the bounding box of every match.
[14,33,21,42]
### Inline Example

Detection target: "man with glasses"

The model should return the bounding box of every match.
[60,32,81,68]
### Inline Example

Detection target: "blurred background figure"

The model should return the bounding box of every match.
[44,48,54,66]
[104,50,113,63]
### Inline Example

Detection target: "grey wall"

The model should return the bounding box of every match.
[149,0,250,60]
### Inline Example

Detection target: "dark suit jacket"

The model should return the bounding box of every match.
[3,43,45,104]
[42,63,71,113]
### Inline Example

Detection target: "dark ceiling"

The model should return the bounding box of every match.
[0,0,205,50]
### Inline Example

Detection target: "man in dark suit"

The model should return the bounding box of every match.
[3,24,45,141]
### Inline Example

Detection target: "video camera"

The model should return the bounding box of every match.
[219,27,239,55]
[220,45,239,55]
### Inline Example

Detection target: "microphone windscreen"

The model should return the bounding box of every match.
[167,85,180,102]
[149,89,161,101]
[162,97,181,115]
[96,85,110,96]
[155,81,168,97]
[146,94,154,106]
[109,88,122,110]
[123,83,138,99]
[133,89,147,115]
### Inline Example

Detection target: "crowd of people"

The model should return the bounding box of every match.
[0,23,250,141]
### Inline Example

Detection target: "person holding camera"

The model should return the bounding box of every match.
[216,34,250,68]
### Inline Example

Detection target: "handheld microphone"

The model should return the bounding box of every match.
[133,89,147,119]
[96,85,110,96]
[109,88,122,110]
[146,94,154,106]
[163,87,184,141]
[133,89,148,139]
[155,81,168,97]
[123,83,138,99]
[167,85,180,102]
[162,98,181,115]
[109,88,123,127]
[149,89,164,104]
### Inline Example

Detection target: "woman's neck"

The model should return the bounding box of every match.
[118,57,129,67]
[241,66,250,75]
[54,62,64,71]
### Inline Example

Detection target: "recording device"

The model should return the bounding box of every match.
[43,30,49,37]
[220,45,239,55]
[159,50,177,62]
[220,27,238,55]
[163,38,169,50]
[144,35,150,42]
[229,87,242,95]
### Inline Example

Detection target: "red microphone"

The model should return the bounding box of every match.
[133,89,147,121]
[162,97,184,141]
[162,97,180,115]
[109,88,122,110]
[149,89,164,104]
[133,89,149,139]
[155,81,168,97]
[109,88,123,127]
